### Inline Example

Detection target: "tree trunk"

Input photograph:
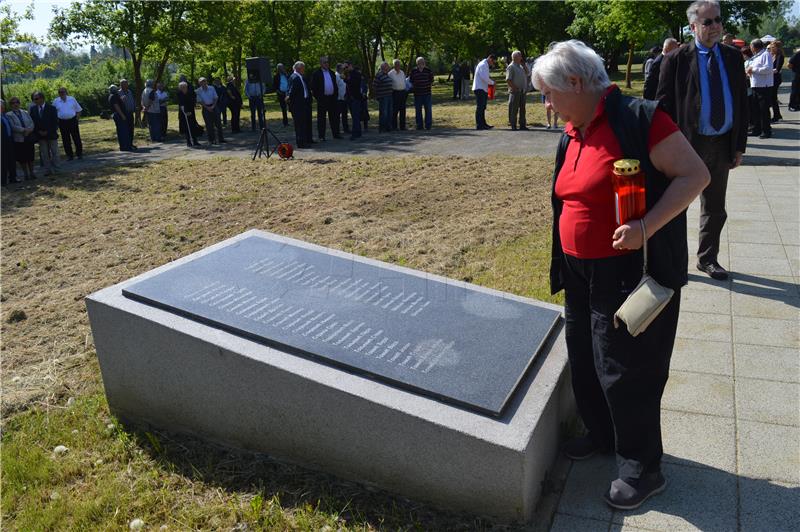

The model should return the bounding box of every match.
[154,47,170,85]
[233,45,242,88]
[269,1,279,59]
[625,41,634,89]
[190,55,196,84]
[132,54,144,127]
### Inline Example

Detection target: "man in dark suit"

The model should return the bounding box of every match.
[311,56,341,140]
[657,0,748,281]
[287,61,314,148]
[226,76,243,133]
[643,38,678,100]
[30,91,61,175]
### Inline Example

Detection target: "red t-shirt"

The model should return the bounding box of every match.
[555,85,679,259]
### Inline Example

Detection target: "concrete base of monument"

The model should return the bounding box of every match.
[86,230,576,523]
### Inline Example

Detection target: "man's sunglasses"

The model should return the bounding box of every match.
[701,16,722,27]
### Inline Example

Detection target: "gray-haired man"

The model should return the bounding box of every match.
[657,0,748,280]
[506,51,529,130]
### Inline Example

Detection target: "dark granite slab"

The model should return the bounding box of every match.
[122,234,561,417]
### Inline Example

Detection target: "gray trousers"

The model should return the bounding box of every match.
[692,133,732,265]
[508,90,526,128]
[461,79,470,99]
[39,138,60,173]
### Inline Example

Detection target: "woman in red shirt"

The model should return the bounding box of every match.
[532,40,710,510]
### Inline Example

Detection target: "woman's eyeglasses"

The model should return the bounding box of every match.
[701,16,722,27]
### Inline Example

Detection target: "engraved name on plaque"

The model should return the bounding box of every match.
[122,234,560,417]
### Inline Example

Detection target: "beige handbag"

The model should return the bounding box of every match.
[613,219,674,337]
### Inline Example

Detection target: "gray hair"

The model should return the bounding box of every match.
[145,79,153,88]
[109,84,119,93]
[120,78,128,84]
[512,50,522,60]
[276,63,284,70]
[530,40,610,93]
[686,0,720,24]
[416,56,425,65]
[663,38,679,54]
[393,59,401,67]
[293,61,305,71]
[178,81,188,89]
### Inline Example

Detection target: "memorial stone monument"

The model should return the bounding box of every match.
[86,230,575,522]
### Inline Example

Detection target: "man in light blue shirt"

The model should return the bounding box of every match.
[694,39,734,136]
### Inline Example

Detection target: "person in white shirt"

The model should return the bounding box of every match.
[335,63,350,134]
[53,87,83,159]
[745,38,774,138]
[156,82,169,138]
[196,77,225,145]
[388,59,408,130]
[472,54,496,129]
[141,79,163,142]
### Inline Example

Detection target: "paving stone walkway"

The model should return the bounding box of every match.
[546,92,800,532]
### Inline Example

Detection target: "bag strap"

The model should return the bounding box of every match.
[640,218,648,275]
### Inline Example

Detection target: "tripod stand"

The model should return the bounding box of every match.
[252,125,285,159]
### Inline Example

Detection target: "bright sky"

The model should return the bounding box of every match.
[10,0,800,49]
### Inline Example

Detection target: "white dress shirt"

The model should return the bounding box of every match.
[335,72,346,101]
[748,49,774,88]
[472,58,494,92]
[53,95,82,120]
[321,68,334,96]
[388,69,406,90]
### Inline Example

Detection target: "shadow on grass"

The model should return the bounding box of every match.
[125,422,515,531]
[0,160,158,215]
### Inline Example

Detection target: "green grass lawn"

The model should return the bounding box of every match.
[2,153,559,530]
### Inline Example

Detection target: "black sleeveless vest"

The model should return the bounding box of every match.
[549,87,689,294]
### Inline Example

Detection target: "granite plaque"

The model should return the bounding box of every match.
[122,234,560,417]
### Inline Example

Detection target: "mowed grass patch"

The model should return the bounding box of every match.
[2,392,515,530]
[2,153,557,528]
[2,154,556,415]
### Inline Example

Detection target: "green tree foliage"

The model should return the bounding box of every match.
[0,0,45,80]
[51,0,194,121]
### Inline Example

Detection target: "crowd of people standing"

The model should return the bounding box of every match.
[1,87,84,185]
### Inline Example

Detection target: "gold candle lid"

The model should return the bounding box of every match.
[613,159,640,174]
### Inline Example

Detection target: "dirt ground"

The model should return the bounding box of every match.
[1,154,554,419]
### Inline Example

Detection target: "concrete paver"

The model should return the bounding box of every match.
[737,420,800,483]
[733,344,800,383]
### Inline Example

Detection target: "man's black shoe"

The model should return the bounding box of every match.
[333,134,343,139]
[604,473,666,510]
[219,139,228,143]
[748,131,762,137]
[485,124,494,129]
[759,133,771,139]
[697,261,729,280]
[563,436,606,460]
[519,126,530,130]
